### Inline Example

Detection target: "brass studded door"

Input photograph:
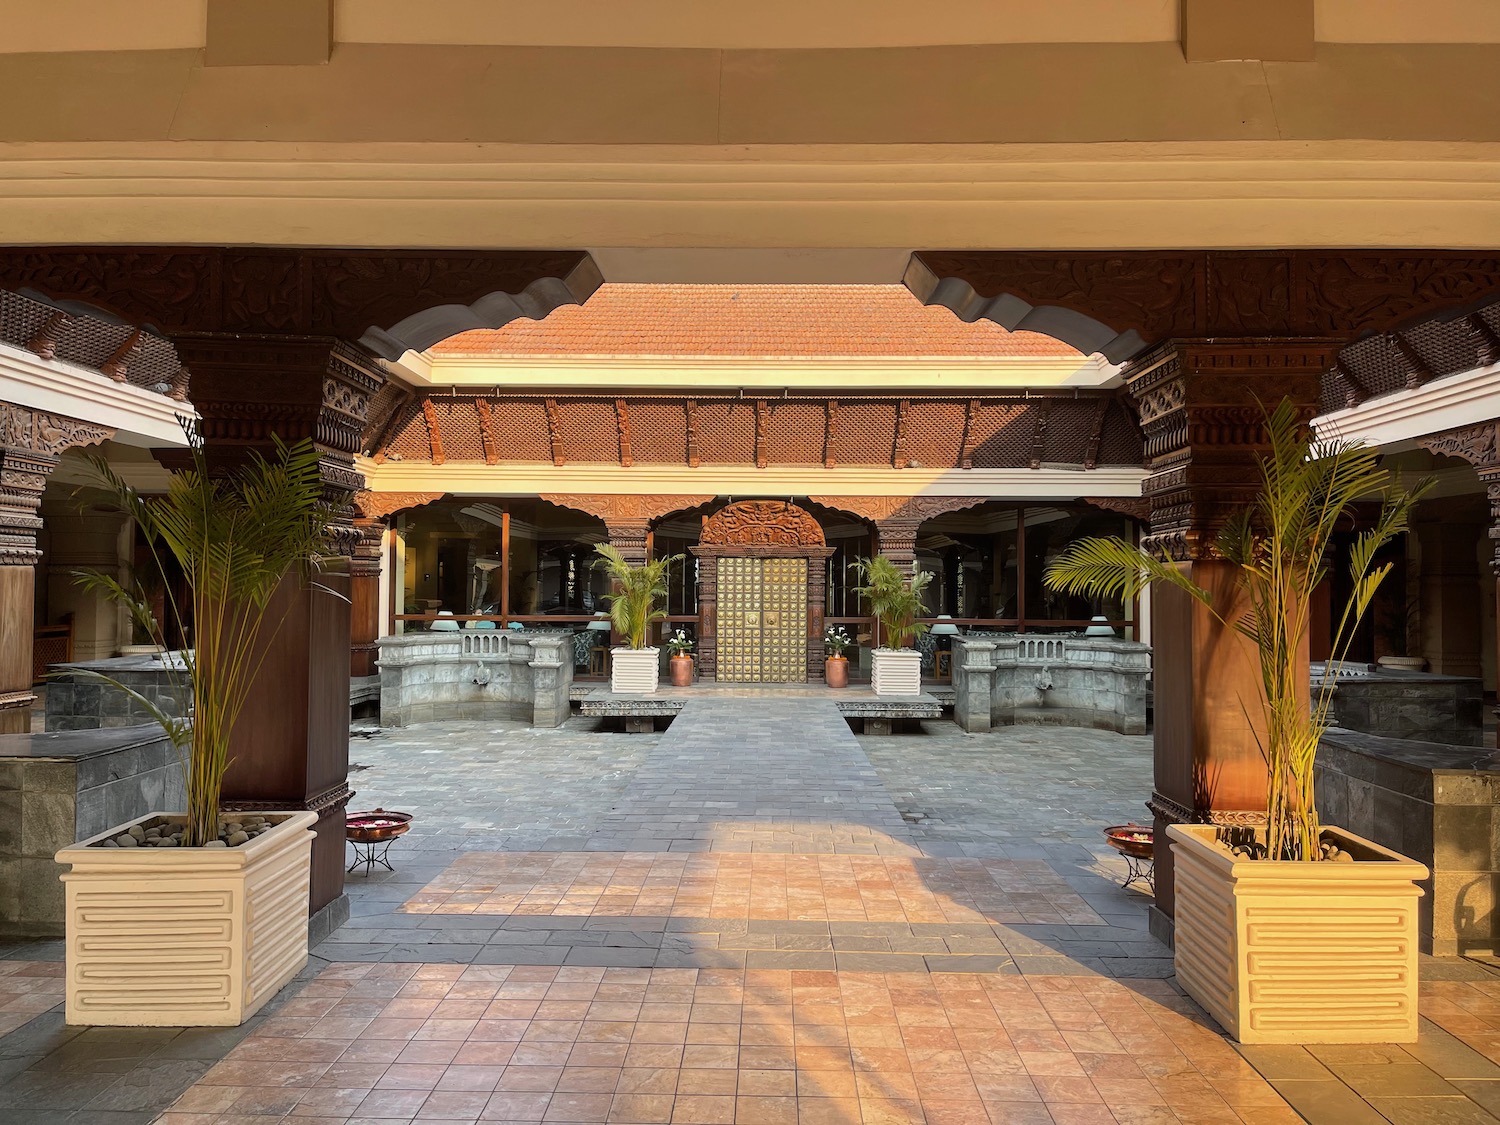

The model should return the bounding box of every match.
[715,557,808,682]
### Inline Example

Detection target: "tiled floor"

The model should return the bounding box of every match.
[155,961,1299,1125]
[402,852,1104,926]
[6,694,1500,1122]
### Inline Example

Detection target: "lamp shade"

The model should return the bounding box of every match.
[930,614,960,636]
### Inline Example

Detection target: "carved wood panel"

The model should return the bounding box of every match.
[700,501,826,547]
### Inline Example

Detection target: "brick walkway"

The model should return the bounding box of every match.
[5,696,1500,1122]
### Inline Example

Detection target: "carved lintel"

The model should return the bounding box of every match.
[475,398,499,465]
[824,400,838,469]
[615,399,633,468]
[809,495,988,525]
[544,398,564,467]
[421,400,445,466]
[700,500,826,548]
[540,494,715,525]
[353,491,446,520]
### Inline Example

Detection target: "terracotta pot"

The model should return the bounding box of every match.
[824,655,849,688]
[669,654,695,687]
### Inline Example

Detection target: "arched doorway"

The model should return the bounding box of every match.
[692,501,834,683]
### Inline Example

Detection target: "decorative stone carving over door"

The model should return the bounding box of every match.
[691,501,834,683]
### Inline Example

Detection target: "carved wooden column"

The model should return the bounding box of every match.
[1416,420,1500,745]
[167,335,383,920]
[0,407,112,733]
[1126,339,1337,935]
[876,520,920,577]
[605,520,650,567]
[350,518,385,679]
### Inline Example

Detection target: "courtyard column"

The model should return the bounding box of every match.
[1125,339,1336,935]
[350,517,385,679]
[167,335,383,924]
[1415,421,1500,745]
[0,407,112,733]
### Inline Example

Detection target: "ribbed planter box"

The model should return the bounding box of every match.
[871,649,921,696]
[1168,823,1427,1044]
[610,647,660,695]
[55,810,317,1027]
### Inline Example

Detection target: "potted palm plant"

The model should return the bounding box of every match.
[54,433,333,1028]
[851,555,933,696]
[1044,398,1431,1044]
[593,545,682,695]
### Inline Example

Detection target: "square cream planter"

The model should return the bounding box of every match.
[1168,823,1427,1044]
[55,810,317,1027]
[871,648,921,696]
[610,647,660,695]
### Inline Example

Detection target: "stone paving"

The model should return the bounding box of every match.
[6,696,1500,1122]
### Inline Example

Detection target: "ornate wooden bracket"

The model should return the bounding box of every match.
[352,491,446,521]
[0,404,113,565]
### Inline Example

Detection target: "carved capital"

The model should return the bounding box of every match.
[0,446,58,565]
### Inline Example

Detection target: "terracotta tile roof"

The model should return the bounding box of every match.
[430,284,1082,359]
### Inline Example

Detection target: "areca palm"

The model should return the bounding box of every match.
[1044,398,1429,861]
[850,554,934,650]
[74,432,334,847]
[592,544,682,649]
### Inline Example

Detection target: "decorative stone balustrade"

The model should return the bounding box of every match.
[376,630,572,728]
[951,632,1150,735]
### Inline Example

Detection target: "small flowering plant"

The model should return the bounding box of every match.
[664,628,695,657]
[824,626,852,657]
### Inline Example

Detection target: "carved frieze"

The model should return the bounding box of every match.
[540,494,714,525]
[808,495,987,525]
[353,491,446,521]
[0,404,112,457]
[1081,496,1150,522]
[700,501,826,548]
[1417,421,1500,470]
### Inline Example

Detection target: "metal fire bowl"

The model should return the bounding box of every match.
[346,809,413,844]
[1103,824,1154,860]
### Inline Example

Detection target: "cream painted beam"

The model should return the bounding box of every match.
[206,0,331,67]
[2,140,1500,250]
[0,343,196,448]
[360,458,1147,500]
[1313,363,1500,449]
[409,356,1120,391]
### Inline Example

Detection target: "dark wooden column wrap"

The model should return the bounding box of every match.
[0,405,113,733]
[163,335,388,916]
[349,518,385,679]
[1124,339,1332,926]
